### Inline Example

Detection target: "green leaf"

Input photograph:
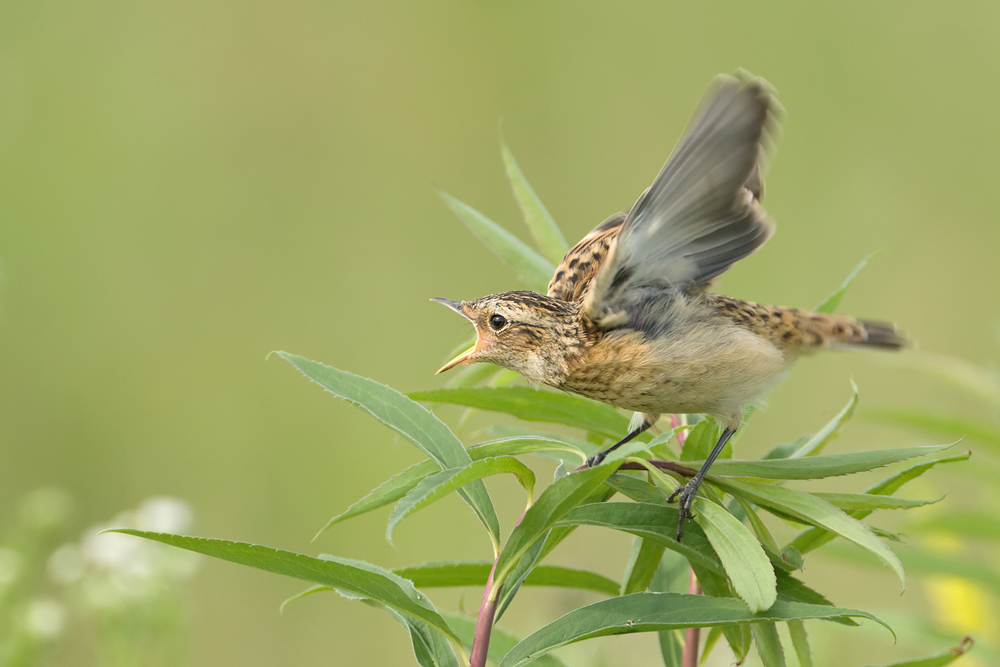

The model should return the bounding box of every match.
[633,459,777,612]
[467,436,588,463]
[493,465,617,590]
[111,530,462,646]
[621,537,667,595]
[751,622,787,667]
[496,485,617,621]
[555,502,724,577]
[408,386,632,441]
[704,443,954,480]
[788,452,970,555]
[446,361,504,389]
[679,418,721,462]
[866,408,1000,449]
[392,561,619,596]
[440,611,570,667]
[815,251,880,313]
[318,436,585,539]
[790,383,858,458]
[657,629,684,667]
[714,478,905,589]
[276,352,499,550]
[689,563,753,663]
[863,636,974,666]
[365,601,460,667]
[788,620,813,667]
[388,457,535,542]
[733,496,793,573]
[811,492,941,511]
[317,460,439,538]
[496,594,892,667]
[501,139,569,265]
[438,189,555,291]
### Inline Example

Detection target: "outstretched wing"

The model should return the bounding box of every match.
[547,213,625,303]
[583,74,780,327]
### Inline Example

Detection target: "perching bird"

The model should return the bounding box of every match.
[433,73,904,540]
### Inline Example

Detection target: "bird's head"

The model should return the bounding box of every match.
[432,291,580,385]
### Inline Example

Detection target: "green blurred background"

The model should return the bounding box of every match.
[2,1,998,665]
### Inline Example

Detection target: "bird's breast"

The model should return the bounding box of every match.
[560,318,787,420]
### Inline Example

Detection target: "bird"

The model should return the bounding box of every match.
[432,73,904,540]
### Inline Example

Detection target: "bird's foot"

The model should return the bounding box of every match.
[585,451,607,468]
[667,478,702,542]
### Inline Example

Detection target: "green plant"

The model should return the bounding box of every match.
[114,143,975,667]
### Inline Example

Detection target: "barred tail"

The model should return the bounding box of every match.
[775,309,907,352]
[854,320,907,350]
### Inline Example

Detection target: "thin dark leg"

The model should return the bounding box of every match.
[667,426,737,542]
[586,419,655,468]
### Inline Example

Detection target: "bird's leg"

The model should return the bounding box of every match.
[667,426,737,541]
[586,415,657,468]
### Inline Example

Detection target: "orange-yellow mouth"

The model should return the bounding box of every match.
[431,297,490,374]
[435,333,491,374]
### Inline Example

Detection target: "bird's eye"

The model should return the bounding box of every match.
[489,314,508,331]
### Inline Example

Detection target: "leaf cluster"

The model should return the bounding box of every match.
[114,143,974,667]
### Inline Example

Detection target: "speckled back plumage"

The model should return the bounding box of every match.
[435,72,904,433]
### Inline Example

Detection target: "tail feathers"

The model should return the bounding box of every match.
[776,309,907,352]
[855,320,907,350]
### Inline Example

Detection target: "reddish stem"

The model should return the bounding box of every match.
[683,569,702,667]
[470,562,499,667]
[470,508,529,667]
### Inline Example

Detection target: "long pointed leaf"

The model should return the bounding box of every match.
[555,502,724,577]
[366,601,460,667]
[704,443,953,479]
[811,492,940,511]
[789,452,969,554]
[501,139,568,265]
[493,465,617,589]
[788,620,813,667]
[112,530,461,646]
[392,561,619,596]
[751,622,787,667]
[496,594,892,667]
[388,457,534,542]
[714,478,905,589]
[791,384,858,458]
[634,459,776,612]
[438,190,554,291]
[408,386,632,440]
[318,436,584,539]
[863,636,974,666]
[276,353,500,550]
[815,251,880,313]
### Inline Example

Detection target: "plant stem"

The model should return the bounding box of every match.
[470,562,499,667]
[470,507,529,667]
[683,569,702,667]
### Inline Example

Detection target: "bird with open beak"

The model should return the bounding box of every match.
[433,73,904,541]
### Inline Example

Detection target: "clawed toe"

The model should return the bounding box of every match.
[667,482,698,542]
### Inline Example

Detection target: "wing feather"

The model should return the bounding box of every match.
[584,74,780,327]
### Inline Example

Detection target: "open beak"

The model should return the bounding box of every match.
[431,298,490,374]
